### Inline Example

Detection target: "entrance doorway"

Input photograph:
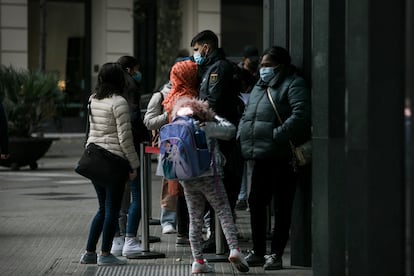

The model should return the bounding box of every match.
[28,0,91,132]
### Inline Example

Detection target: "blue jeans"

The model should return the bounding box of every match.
[238,161,248,200]
[86,181,125,253]
[238,160,254,201]
[160,208,177,228]
[125,172,142,237]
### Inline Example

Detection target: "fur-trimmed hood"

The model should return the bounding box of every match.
[171,97,216,122]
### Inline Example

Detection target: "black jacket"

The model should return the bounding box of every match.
[122,73,149,146]
[238,66,311,159]
[199,48,241,125]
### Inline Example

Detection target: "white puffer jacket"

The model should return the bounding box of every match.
[86,94,139,169]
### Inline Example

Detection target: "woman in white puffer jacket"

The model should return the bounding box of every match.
[80,62,139,266]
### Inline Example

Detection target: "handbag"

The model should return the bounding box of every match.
[75,143,130,185]
[266,87,312,169]
[75,98,130,185]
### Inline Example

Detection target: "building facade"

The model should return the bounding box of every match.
[1,0,413,275]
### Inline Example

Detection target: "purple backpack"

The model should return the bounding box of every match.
[160,116,211,180]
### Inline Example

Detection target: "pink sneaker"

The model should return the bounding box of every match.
[228,248,249,272]
[191,259,214,274]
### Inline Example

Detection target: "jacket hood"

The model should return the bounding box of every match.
[171,97,216,122]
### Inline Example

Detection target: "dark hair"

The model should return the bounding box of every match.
[243,45,259,58]
[117,56,139,71]
[262,46,291,66]
[176,48,190,58]
[94,62,125,99]
[190,30,218,49]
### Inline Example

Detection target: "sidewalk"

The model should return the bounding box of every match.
[0,136,312,276]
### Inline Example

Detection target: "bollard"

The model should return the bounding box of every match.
[215,215,225,254]
[205,213,228,262]
[140,142,149,250]
[127,143,165,259]
[142,144,161,243]
[146,146,160,226]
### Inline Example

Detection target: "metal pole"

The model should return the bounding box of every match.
[140,143,149,250]
[215,215,225,254]
[147,147,160,225]
[205,213,228,262]
[127,143,165,259]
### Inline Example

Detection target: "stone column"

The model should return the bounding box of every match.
[311,0,346,275]
[345,1,406,275]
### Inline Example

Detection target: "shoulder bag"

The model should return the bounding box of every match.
[75,98,131,185]
[266,87,312,170]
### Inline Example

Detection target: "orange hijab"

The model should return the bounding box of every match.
[162,60,199,119]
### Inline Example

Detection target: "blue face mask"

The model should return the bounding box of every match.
[193,52,205,65]
[259,67,276,83]
[132,71,142,82]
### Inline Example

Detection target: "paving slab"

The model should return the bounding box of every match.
[0,137,313,276]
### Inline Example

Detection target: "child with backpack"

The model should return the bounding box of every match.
[164,96,249,274]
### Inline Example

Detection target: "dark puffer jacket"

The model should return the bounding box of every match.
[237,66,311,160]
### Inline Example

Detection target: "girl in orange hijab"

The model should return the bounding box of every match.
[161,59,199,248]
[162,60,199,119]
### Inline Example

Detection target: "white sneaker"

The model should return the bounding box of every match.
[110,236,124,256]
[122,237,143,257]
[162,224,177,234]
[228,248,249,272]
[191,259,214,274]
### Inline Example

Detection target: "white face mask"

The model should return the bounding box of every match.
[259,67,276,83]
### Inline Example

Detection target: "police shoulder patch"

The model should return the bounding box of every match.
[209,73,218,84]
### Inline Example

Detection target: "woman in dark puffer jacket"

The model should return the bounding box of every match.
[237,46,311,271]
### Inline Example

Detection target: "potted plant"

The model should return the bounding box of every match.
[0,65,64,170]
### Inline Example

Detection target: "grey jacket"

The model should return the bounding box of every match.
[143,82,171,130]
[196,115,235,177]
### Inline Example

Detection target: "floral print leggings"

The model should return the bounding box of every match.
[181,176,239,261]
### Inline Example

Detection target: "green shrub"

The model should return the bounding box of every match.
[0,66,64,137]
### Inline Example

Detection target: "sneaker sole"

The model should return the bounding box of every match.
[80,260,97,264]
[98,262,127,266]
[110,250,122,257]
[122,250,143,257]
[228,257,249,273]
[98,258,127,266]
[191,269,214,274]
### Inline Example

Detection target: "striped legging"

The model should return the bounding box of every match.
[181,176,238,261]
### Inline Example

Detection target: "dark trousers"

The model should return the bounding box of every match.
[176,194,189,236]
[86,181,125,253]
[249,158,296,257]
